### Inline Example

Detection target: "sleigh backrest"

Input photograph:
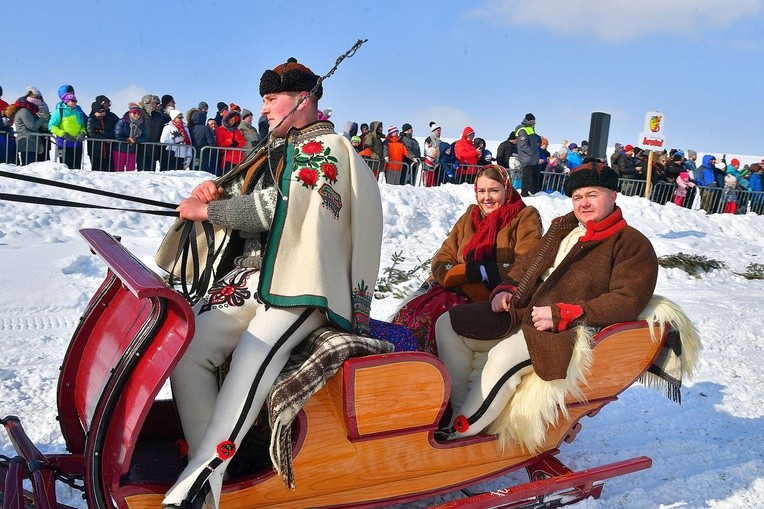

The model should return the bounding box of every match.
[56,229,194,504]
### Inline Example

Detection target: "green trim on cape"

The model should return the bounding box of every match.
[257,137,353,332]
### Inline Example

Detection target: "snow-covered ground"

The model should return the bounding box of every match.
[0,161,762,508]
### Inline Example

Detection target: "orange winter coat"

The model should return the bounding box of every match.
[384,134,409,172]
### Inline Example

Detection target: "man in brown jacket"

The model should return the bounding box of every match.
[435,162,658,439]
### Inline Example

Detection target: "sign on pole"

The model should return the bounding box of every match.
[639,111,666,198]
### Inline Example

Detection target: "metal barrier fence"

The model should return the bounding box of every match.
[4,132,55,165]
[539,171,764,214]
[198,146,253,176]
[5,135,763,214]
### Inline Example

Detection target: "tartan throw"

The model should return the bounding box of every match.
[266,326,395,489]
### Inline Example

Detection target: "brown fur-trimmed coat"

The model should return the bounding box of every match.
[450,207,658,380]
[431,204,543,289]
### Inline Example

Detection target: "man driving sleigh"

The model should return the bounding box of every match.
[161,57,383,509]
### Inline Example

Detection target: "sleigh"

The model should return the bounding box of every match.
[1,228,685,509]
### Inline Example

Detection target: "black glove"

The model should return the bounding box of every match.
[63,133,76,142]
[465,260,502,288]
[482,262,502,290]
[230,139,238,147]
[465,260,485,283]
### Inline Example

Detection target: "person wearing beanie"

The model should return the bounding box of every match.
[159,108,192,170]
[422,122,443,186]
[496,130,517,169]
[515,113,541,195]
[664,149,687,183]
[214,102,229,128]
[350,135,363,153]
[238,108,260,148]
[436,161,658,441]
[8,88,50,165]
[112,103,148,171]
[85,96,119,171]
[215,110,246,173]
[160,94,175,112]
[673,170,696,206]
[400,122,421,183]
[198,101,208,112]
[161,56,383,509]
[566,142,583,170]
[48,91,88,169]
[383,125,410,184]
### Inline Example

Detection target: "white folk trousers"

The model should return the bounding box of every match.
[163,268,327,508]
[435,312,534,438]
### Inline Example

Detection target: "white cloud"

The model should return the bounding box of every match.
[106,85,151,113]
[418,106,474,139]
[76,84,151,114]
[468,0,762,41]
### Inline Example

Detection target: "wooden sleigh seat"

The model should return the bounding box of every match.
[1,228,668,509]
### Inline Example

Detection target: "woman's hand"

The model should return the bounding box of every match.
[491,291,512,313]
[531,306,553,331]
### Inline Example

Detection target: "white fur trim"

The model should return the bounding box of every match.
[478,295,701,453]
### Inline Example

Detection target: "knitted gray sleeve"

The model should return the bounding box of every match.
[207,187,278,233]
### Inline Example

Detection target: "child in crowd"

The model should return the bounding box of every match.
[723,173,739,214]
[673,171,696,206]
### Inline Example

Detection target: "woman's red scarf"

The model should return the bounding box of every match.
[172,118,192,145]
[462,189,526,261]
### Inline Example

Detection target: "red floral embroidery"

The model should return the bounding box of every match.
[298,168,319,188]
[199,269,256,314]
[301,140,323,155]
[321,162,338,182]
[293,139,341,197]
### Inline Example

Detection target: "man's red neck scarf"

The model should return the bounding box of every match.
[579,205,627,243]
[172,118,191,145]
[462,190,526,261]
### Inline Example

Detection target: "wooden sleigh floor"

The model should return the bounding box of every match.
[0,229,666,509]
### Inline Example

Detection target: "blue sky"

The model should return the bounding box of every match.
[3,0,763,157]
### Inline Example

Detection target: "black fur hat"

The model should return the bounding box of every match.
[563,162,619,197]
[259,57,322,99]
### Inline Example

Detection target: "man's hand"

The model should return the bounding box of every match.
[491,291,512,313]
[531,306,553,331]
[177,197,209,221]
[190,181,224,203]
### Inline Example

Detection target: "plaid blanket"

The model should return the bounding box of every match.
[266,326,395,489]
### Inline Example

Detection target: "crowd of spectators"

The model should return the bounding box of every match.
[1,83,762,214]
[0,84,271,174]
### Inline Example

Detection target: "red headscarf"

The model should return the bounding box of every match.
[462,165,526,261]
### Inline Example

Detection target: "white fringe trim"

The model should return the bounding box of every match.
[475,295,701,453]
